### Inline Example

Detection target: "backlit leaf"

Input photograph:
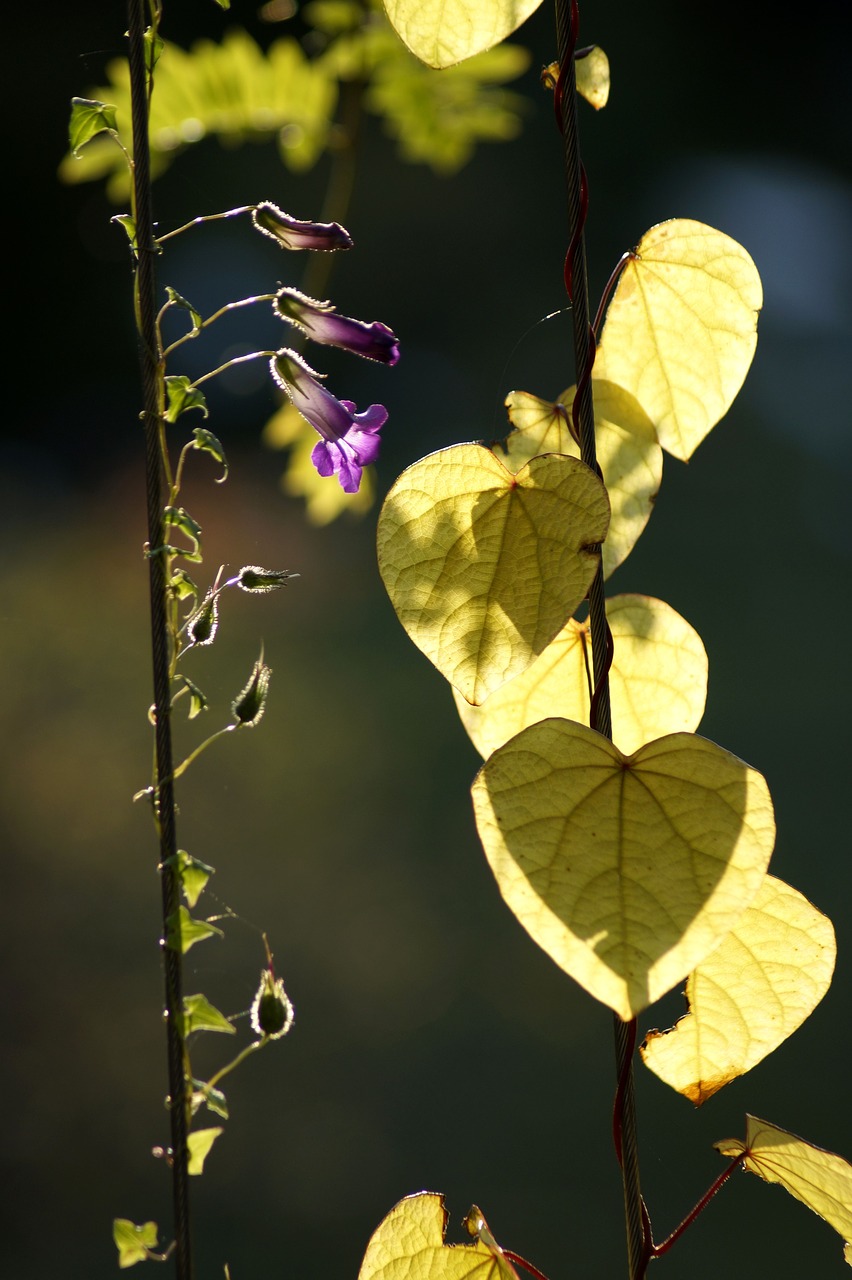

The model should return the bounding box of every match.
[113,1219,158,1269]
[595,220,762,460]
[69,97,118,154]
[166,905,224,953]
[359,1192,518,1280]
[181,993,236,1036]
[377,444,610,704]
[501,381,662,577]
[187,1127,223,1175]
[575,45,610,110]
[472,721,775,1018]
[383,0,542,69]
[641,876,836,1102]
[715,1116,852,1265]
[455,593,707,758]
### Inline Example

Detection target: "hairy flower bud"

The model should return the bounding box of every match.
[231,655,271,728]
[250,969,294,1040]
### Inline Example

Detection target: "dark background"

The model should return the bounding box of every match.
[3,2,851,1278]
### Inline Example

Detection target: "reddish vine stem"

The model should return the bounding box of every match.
[127,1,194,1275]
[650,1154,746,1257]
[553,3,647,1277]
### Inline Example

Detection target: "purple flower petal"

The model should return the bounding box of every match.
[271,350,388,493]
[274,288,400,365]
[252,202,353,252]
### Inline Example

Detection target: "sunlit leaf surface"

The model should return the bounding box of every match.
[472,721,775,1018]
[502,381,661,577]
[715,1116,852,1265]
[595,220,762,460]
[383,0,542,68]
[641,876,836,1102]
[455,593,707,758]
[359,1193,518,1280]
[575,46,610,110]
[377,444,609,704]
[187,1126,223,1175]
[113,1219,158,1269]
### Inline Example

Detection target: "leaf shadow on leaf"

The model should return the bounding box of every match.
[475,723,768,1016]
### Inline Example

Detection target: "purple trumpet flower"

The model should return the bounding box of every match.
[274,287,400,366]
[271,350,387,494]
[252,201,353,252]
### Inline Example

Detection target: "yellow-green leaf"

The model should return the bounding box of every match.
[377,444,609,704]
[454,593,707,759]
[187,1126,223,1175]
[113,1219,158,1269]
[502,381,661,577]
[641,876,836,1102]
[575,46,610,110]
[595,219,762,460]
[358,1192,518,1280]
[472,721,775,1018]
[715,1116,852,1265]
[382,0,543,69]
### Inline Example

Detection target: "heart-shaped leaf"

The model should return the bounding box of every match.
[472,720,775,1018]
[383,0,543,69]
[595,219,762,460]
[359,1193,518,1280]
[640,875,836,1102]
[377,444,610,704]
[455,593,707,758]
[501,382,661,578]
[716,1117,852,1266]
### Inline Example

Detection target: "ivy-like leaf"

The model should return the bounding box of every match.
[164,376,208,424]
[455,594,708,759]
[110,213,137,249]
[165,286,202,333]
[113,1219,159,1269]
[191,428,228,481]
[715,1117,852,1265]
[640,876,836,1102]
[359,1193,519,1280]
[472,721,776,1018]
[187,1127,223,1175]
[182,993,236,1036]
[191,1079,229,1119]
[170,568,198,603]
[377,444,610,704]
[169,848,214,906]
[595,220,763,460]
[166,905,224,953]
[382,0,542,68]
[162,506,202,563]
[69,97,118,154]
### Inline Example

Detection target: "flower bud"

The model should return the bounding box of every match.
[250,969,294,1040]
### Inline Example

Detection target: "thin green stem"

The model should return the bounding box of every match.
[192,350,275,388]
[169,726,235,784]
[127,0,194,1274]
[155,206,256,245]
[163,294,276,358]
[205,1039,266,1091]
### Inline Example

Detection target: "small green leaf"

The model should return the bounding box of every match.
[182,993,236,1036]
[113,1219,158,1269]
[166,905,224,953]
[172,848,214,906]
[164,376,208,424]
[162,506,203,563]
[192,428,229,481]
[165,287,203,333]
[144,28,165,74]
[183,678,209,720]
[69,97,118,155]
[191,1079,229,1119]
[188,1127,223,1174]
[110,214,137,249]
[170,568,198,603]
